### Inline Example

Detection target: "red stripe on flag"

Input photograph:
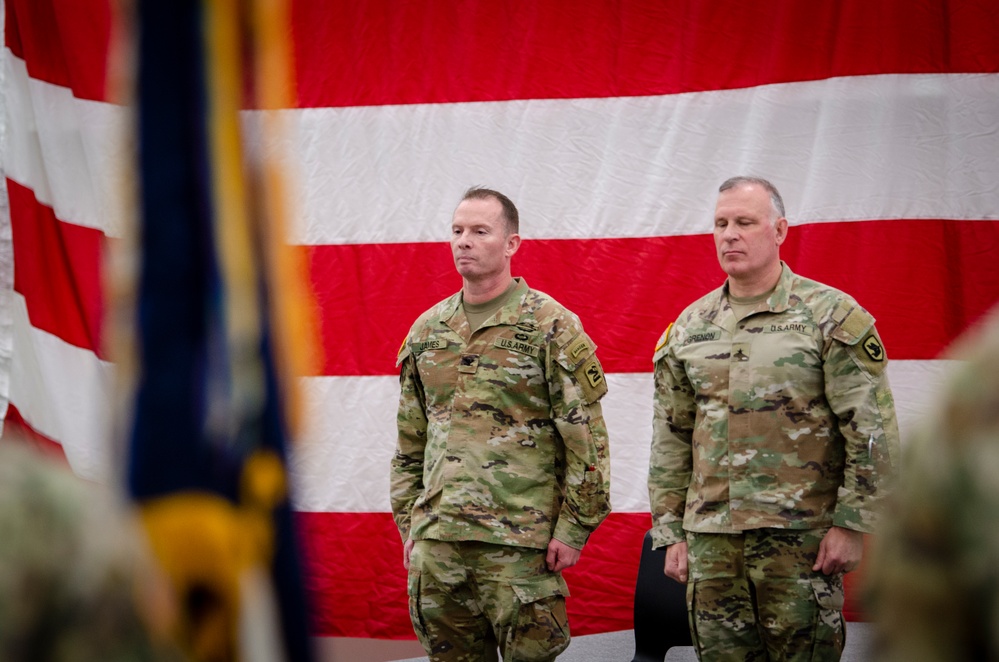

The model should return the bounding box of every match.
[8,179,107,357]
[1,404,71,466]
[7,2,999,107]
[296,510,871,638]
[290,0,999,108]
[3,0,113,102]
[561,512,650,635]
[296,511,410,639]
[307,220,999,376]
[14,202,999,369]
[296,511,648,638]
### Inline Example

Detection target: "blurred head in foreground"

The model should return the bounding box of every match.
[0,436,183,662]
[868,304,999,661]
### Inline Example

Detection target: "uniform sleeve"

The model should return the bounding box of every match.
[548,328,611,550]
[867,420,968,662]
[824,305,900,533]
[389,345,428,542]
[867,313,999,662]
[648,324,696,549]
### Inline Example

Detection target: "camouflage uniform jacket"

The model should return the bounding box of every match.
[0,443,184,662]
[391,278,611,551]
[868,305,999,661]
[649,263,899,548]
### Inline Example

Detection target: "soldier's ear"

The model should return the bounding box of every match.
[774,217,788,246]
[506,233,521,258]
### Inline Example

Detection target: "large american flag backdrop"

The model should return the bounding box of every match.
[3,0,999,644]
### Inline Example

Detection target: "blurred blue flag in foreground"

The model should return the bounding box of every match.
[121,1,317,660]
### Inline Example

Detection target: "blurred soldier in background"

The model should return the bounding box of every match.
[868,304,999,661]
[0,438,183,662]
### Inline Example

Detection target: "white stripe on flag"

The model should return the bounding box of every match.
[291,363,961,514]
[271,73,999,244]
[7,52,999,242]
[11,297,960,511]
[8,293,114,481]
[2,54,130,237]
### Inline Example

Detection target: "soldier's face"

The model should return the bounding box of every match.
[713,184,787,282]
[451,197,519,282]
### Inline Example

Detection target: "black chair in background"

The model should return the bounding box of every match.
[632,530,692,661]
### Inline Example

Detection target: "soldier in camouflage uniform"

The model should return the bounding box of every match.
[868,304,999,661]
[391,187,611,661]
[0,440,182,662]
[648,176,899,660]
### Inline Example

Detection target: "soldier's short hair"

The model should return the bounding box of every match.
[719,176,786,223]
[461,187,520,235]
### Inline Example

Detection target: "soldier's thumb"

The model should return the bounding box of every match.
[812,545,825,572]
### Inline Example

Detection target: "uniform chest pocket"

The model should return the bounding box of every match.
[751,328,823,375]
[414,343,460,394]
[738,329,826,418]
[485,335,546,385]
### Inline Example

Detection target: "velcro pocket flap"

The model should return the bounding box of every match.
[509,573,570,604]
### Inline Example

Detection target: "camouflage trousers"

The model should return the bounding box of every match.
[685,529,845,661]
[408,540,571,662]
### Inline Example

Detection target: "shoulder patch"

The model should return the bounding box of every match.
[395,335,412,366]
[862,334,885,362]
[574,356,608,404]
[652,322,676,364]
[851,328,888,377]
[566,335,593,362]
[654,323,672,354]
[556,331,596,372]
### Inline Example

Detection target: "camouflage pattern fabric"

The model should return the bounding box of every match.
[391,277,611,551]
[0,443,182,662]
[686,529,845,661]
[867,305,999,661]
[649,262,899,548]
[408,540,570,662]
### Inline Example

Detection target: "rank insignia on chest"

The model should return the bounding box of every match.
[458,353,480,373]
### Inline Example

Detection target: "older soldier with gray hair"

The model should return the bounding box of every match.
[391,187,611,661]
[648,176,899,660]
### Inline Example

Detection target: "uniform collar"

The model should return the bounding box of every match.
[442,277,530,335]
[704,262,797,325]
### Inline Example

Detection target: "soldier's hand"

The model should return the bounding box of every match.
[403,538,415,570]
[546,538,582,572]
[813,526,864,575]
[664,541,689,584]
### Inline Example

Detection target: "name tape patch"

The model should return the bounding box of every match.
[767,323,809,334]
[683,331,720,346]
[496,337,539,357]
[414,339,445,353]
